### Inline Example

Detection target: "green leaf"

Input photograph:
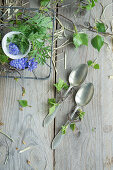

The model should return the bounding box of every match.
[54,78,64,91]
[48,98,56,106]
[49,105,56,115]
[40,0,50,6]
[87,60,100,69]
[87,60,93,66]
[73,33,88,48]
[48,98,59,115]
[61,125,68,135]
[0,48,9,64]
[82,0,97,10]
[63,83,69,90]
[91,35,104,52]
[54,78,69,92]
[0,54,9,64]
[93,64,99,69]
[18,100,31,107]
[70,123,76,131]
[16,12,22,18]
[79,111,85,119]
[96,22,106,33]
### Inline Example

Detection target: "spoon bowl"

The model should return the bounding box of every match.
[75,82,94,107]
[69,64,88,87]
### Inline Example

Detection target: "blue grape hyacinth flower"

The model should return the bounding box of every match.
[9,42,20,55]
[10,57,38,71]
[10,58,28,70]
[28,58,38,72]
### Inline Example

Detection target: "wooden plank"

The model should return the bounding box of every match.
[0,0,54,169]
[55,0,113,170]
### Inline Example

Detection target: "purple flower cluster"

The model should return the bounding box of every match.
[10,58,38,71]
[28,58,38,72]
[9,42,20,55]
[10,58,28,70]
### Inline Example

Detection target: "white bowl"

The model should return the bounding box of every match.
[2,31,31,59]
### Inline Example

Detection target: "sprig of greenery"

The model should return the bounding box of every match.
[48,98,59,115]
[61,124,68,134]
[7,34,29,54]
[78,109,85,120]
[81,0,98,10]
[61,122,76,134]
[0,47,9,64]
[48,78,68,115]
[10,12,52,64]
[87,60,99,69]
[54,78,69,92]
[40,0,50,7]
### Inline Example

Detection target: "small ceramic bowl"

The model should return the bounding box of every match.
[2,31,31,59]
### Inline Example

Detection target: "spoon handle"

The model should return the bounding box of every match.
[62,85,73,99]
[43,105,59,127]
[43,86,73,127]
[52,106,80,149]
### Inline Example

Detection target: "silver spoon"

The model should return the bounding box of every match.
[43,64,88,127]
[52,82,94,150]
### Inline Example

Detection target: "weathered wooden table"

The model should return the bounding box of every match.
[0,0,113,169]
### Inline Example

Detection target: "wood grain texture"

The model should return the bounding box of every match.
[0,0,54,170]
[55,0,113,170]
[0,0,113,170]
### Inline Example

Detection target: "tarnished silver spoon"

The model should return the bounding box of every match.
[52,82,94,150]
[43,64,88,127]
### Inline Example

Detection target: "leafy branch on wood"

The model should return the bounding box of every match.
[9,12,52,64]
[40,0,113,66]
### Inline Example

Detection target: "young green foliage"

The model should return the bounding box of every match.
[78,109,85,120]
[18,100,31,107]
[87,60,99,69]
[93,64,99,69]
[54,78,69,92]
[48,98,59,115]
[82,0,98,10]
[61,124,68,135]
[91,35,104,52]
[96,22,106,33]
[73,33,88,48]
[40,0,64,7]
[0,47,9,64]
[40,0,50,7]
[15,12,23,24]
[10,12,52,64]
[70,122,76,131]
[7,34,29,54]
